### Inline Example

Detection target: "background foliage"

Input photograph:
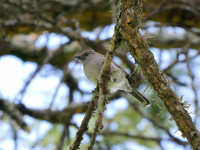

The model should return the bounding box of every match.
[0,0,200,150]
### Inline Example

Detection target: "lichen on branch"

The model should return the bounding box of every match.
[118,0,200,149]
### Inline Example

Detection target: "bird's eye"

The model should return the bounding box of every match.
[85,53,89,56]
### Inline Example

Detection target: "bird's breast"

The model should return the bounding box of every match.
[83,59,103,85]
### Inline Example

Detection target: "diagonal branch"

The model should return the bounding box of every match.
[69,89,99,150]
[15,47,64,103]
[0,99,30,132]
[119,0,200,149]
[0,98,88,124]
[88,26,121,150]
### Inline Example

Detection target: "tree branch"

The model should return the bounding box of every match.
[119,0,200,149]
[70,89,99,150]
[0,98,87,124]
[0,99,29,132]
[88,20,122,150]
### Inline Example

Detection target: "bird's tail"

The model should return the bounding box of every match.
[127,88,151,107]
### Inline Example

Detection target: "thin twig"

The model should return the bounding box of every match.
[129,100,188,146]
[57,121,70,150]
[100,131,162,142]
[15,47,64,103]
[48,63,69,109]
[69,88,99,150]
[88,24,121,150]
[9,120,18,150]
[0,99,30,132]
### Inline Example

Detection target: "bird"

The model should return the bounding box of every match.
[74,50,150,106]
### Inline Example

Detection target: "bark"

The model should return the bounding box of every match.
[118,0,200,149]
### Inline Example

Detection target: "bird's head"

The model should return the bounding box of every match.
[74,50,96,62]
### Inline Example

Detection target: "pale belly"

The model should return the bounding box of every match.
[83,60,102,85]
[83,61,131,92]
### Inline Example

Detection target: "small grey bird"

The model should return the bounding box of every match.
[74,50,150,106]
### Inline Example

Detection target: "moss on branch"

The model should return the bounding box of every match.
[119,0,200,149]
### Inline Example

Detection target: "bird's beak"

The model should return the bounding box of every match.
[74,55,85,60]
